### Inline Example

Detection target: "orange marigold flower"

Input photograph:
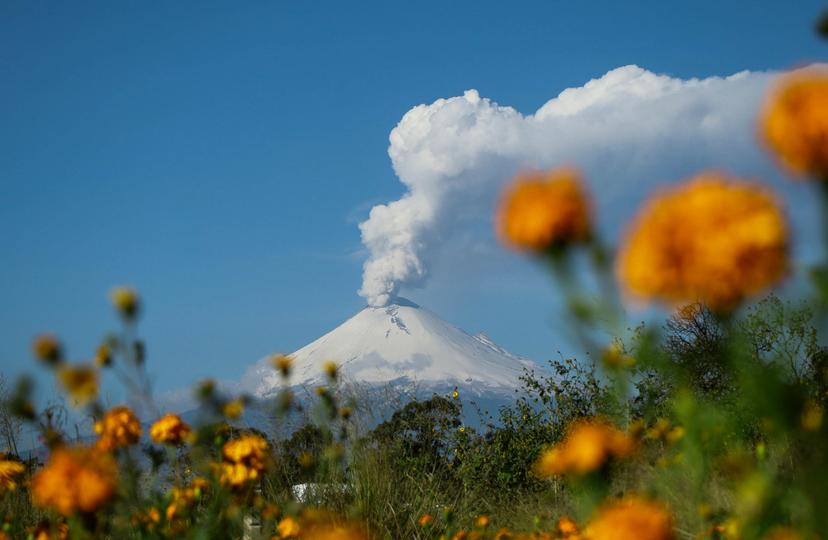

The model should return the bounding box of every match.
[585,496,674,540]
[94,405,142,451]
[302,522,369,540]
[617,174,788,312]
[474,515,490,528]
[761,68,828,178]
[557,516,579,536]
[220,434,269,488]
[31,446,118,516]
[56,364,98,406]
[165,478,206,520]
[149,413,191,445]
[418,514,434,527]
[219,462,262,487]
[132,506,161,530]
[29,521,68,540]
[762,527,804,540]
[496,168,591,252]
[535,419,634,477]
[32,334,62,366]
[492,528,513,540]
[278,516,302,538]
[0,458,25,492]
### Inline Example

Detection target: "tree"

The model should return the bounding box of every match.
[0,374,22,456]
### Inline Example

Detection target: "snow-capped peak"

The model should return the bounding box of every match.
[241,298,535,398]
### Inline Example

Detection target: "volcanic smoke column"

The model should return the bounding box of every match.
[357,66,782,307]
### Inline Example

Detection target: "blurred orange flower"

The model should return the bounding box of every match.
[0,458,25,492]
[110,286,140,319]
[271,354,293,377]
[761,68,828,178]
[222,399,245,420]
[762,527,804,540]
[323,360,339,380]
[496,168,591,252]
[166,478,208,521]
[149,413,191,445]
[32,334,62,366]
[585,496,674,540]
[557,516,579,537]
[94,405,142,451]
[56,364,98,406]
[617,173,788,312]
[94,344,112,368]
[302,522,369,540]
[535,419,634,477]
[278,516,302,538]
[31,446,118,516]
[220,434,269,488]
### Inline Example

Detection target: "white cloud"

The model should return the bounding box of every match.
[358,64,816,307]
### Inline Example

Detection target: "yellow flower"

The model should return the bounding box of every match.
[271,354,293,378]
[323,360,339,380]
[474,515,490,528]
[31,446,118,516]
[601,341,635,369]
[761,68,828,178]
[496,168,591,252]
[220,434,269,488]
[300,522,368,540]
[801,400,823,431]
[557,516,579,537]
[298,451,315,469]
[56,364,98,406]
[149,413,191,445]
[762,527,804,540]
[0,459,25,492]
[339,406,353,420]
[585,496,674,540]
[165,479,207,521]
[418,514,434,527]
[534,419,634,477]
[492,528,513,540]
[617,173,788,312]
[94,405,142,451]
[32,334,62,366]
[262,502,280,520]
[94,344,112,368]
[132,506,161,530]
[452,390,460,399]
[28,521,69,540]
[278,516,302,538]
[110,286,140,319]
[223,399,245,420]
[223,434,268,466]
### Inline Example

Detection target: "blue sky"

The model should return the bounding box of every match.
[1,1,826,403]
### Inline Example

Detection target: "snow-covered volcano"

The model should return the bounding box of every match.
[241,298,536,399]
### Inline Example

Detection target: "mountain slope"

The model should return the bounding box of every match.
[241,298,536,399]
